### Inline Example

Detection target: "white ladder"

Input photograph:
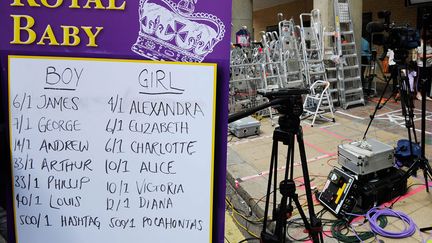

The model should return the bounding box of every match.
[299,9,336,126]
[278,16,305,89]
[322,29,341,105]
[302,80,336,127]
[334,0,365,109]
[299,9,328,87]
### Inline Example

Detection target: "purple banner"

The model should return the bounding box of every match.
[0,0,231,62]
[0,1,231,242]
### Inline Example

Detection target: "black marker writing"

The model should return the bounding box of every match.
[139,197,173,210]
[109,217,135,229]
[129,120,189,135]
[129,100,204,118]
[139,161,176,175]
[49,195,81,210]
[39,139,89,153]
[37,95,79,111]
[60,215,100,229]
[130,140,196,155]
[106,198,130,212]
[47,176,90,190]
[46,66,83,88]
[142,217,203,231]
[135,180,184,195]
[38,117,81,133]
[40,158,92,172]
[138,69,184,95]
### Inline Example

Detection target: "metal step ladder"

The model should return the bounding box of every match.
[334,0,365,109]
[260,31,283,90]
[302,80,336,127]
[277,14,305,89]
[299,9,328,87]
[299,9,336,126]
[323,29,341,105]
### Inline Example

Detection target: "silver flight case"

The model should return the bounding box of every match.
[338,138,394,175]
[229,116,260,138]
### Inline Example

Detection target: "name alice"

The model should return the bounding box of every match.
[9,0,127,47]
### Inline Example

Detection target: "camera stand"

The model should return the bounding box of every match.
[415,12,432,192]
[403,52,432,193]
[393,63,432,190]
[362,48,432,192]
[228,89,323,243]
[363,50,417,140]
[260,95,323,243]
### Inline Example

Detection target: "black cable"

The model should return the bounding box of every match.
[225,179,261,221]
[285,218,310,242]
[316,207,328,219]
[331,216,388,243]
[250,190,274,219]
[225,197,263,226]
[322,230,337,240]
[226,198,250,216]
[225,181,262,238]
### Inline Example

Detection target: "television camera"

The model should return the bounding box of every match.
[366,11,420,62]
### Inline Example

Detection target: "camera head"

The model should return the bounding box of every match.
[365,10,391,34]
[366,10,420,64]
[259,88,309,131]
[228,88,309,124]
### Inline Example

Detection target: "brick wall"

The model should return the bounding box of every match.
[252,0,313,41]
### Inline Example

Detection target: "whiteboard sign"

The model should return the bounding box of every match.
[8,55,217,243]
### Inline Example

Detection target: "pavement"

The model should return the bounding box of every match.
[224,95,432,243]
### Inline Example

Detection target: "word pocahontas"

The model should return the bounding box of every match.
[142,217,203,231]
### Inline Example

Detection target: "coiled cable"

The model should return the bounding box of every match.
[366,207,416,238]
[331,215,387,242]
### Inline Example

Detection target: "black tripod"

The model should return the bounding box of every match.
[228,89,323,243]
[413,7,432,233]
[362,47,432,191]
[403,20,432,192]
[260,94,323,243]
[363,52,418,144]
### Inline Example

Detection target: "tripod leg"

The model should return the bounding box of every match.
[284,134,295,180]
[424,161,432,180]
[275,134,297,243]
[362,70,394,140]
[423,168,429,193]
[423,160,432,191]
[291,193,312,233]
[287,134,296,227]
[274,180,291,243]
[272,141,279,218]
[262,140,279,229]
[296,127,322,242]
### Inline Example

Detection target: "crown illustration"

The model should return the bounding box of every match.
[131,0,225,62]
